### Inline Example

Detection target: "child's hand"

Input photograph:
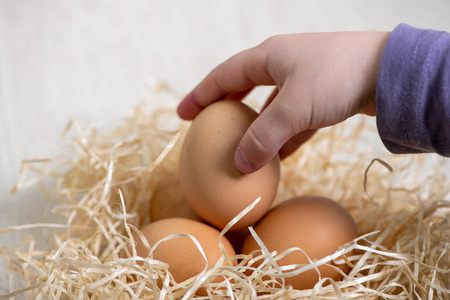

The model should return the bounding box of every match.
[177,31,390,173]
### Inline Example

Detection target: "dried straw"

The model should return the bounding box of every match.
[1,81,449,299]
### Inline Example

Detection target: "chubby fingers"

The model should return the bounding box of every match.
[177,45,276,120]
[278,129,318,159]
[235,79,312,173]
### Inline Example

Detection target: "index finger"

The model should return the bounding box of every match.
[177,46,275,120]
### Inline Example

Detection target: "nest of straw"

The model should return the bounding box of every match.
[1,82,449,299]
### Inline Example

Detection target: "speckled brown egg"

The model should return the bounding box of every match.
[150,173,202,222]
[242,195,358,290]
[179,100,280,230]
[135,218,236,294]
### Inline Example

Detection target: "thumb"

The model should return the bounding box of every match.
[278,129,318,159]
[235,84,310,173]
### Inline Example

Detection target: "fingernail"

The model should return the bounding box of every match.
[235,148,256,174]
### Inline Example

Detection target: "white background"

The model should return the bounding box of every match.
[1,0,450,293]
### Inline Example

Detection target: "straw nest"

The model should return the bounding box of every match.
[1,82,449,299]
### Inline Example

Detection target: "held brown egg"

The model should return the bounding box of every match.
[242,195,358,290]
[135,218,237,295]
[179,100,280,230]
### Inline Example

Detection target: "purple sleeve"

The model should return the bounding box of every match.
[376,23,450,156]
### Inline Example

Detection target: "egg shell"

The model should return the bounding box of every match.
[242,195,358,290]
[150,173,202,222]
[135,218,237,294]
[179,100,280,230]
[224,227,251,254]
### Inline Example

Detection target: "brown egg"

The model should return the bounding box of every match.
[242,196,358,290]
[179,100,280,231]
[150,173,202,222]
[135,218,237,294]
[224,227,251,254]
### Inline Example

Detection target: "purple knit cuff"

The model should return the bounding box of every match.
[376,23,450,156]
